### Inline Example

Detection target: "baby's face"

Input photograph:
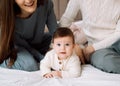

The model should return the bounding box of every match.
[53,36,74,60]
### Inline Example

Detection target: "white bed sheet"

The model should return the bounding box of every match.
[0,65,120,86]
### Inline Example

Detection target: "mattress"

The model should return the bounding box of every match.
[0,65,120,86]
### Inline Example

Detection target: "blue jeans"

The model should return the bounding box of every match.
[91,39,120,74]
[0,33,52,71]
[0,47,39,71]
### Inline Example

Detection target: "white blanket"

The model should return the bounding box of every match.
[0,65,120,86]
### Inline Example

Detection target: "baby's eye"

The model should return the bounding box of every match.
[57,44,61,46]
[65,43,70,46]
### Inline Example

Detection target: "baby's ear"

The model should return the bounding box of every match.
[73,44,75,48]
[52,43,54,49]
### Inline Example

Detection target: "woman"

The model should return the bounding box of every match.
[0,0,57,71]
[60,0,120,73]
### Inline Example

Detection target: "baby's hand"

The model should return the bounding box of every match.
[43,73,54,78]
[51,71,62,78]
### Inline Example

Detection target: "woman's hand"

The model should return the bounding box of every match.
[83,45,95,63]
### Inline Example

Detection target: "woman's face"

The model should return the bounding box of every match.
[15,0,37,17]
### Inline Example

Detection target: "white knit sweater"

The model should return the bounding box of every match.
[40,49,81,78]
[60,0,120,50]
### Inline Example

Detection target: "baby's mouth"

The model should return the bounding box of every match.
[60,52,66,54]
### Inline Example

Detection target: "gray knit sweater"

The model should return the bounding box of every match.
[15,0,57,59]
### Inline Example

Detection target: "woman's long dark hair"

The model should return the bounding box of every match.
[0,0,17,67]
[38,0,47,6]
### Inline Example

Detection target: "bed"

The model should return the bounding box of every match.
[0,64,120,86]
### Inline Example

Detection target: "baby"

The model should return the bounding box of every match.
[40,27,81,78]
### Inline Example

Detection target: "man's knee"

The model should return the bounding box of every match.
[103,55,120,73]
[90,49,120,74]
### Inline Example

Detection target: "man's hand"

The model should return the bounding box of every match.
[83,45,95,63]
[74,44,86,64]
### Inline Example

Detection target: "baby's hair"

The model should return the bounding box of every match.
[52,27,75,44]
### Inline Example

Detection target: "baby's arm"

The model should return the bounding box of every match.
[61,55,81,78]
[40,52,52,77]
[50,71,62,78]
[40,50,62,78]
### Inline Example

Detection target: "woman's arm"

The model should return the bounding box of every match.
[46,0,58,35]
[15,33,43,61]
